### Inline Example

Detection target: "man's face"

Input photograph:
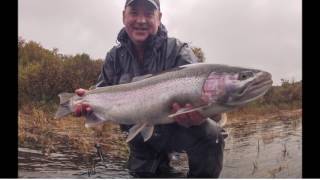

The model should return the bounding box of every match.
[123,0,162,46]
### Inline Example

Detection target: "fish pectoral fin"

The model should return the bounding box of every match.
[140,125,154,142]
[126,123,147,143]
[168,105,209,118]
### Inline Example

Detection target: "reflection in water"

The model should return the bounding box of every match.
[221,117,302,178]
[19,146,132,178]
[19,117,302,178]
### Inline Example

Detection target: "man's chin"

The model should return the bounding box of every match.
[132,37,149,45]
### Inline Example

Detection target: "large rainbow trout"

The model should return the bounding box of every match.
[55,63,272,142]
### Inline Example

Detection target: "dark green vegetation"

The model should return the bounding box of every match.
[18,37,103,110]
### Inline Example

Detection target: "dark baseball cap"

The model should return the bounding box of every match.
[125,0,160,10]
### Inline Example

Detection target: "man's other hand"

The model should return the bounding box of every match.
[171,102,206,128]
[74,88,92,117]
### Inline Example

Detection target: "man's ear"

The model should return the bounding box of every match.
[156,11,162,27]
[122,10,126,25]
[158,11,162,22]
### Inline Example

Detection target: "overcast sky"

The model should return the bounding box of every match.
[18,0,301,85]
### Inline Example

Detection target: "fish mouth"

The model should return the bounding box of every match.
[227,72,273,106]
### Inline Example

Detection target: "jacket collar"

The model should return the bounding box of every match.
[117,23,168,50]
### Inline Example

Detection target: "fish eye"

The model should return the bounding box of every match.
[238,71,254,80]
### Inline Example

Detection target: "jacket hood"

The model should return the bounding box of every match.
[117,23,168,49]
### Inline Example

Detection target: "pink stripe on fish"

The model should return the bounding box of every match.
[201,72,226,103]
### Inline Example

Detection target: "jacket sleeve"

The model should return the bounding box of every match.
[173,39,199,67]
[95,51,118,88]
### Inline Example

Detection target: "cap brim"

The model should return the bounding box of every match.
[126,0,159,10]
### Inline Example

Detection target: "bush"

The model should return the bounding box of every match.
[18,37,103,108]
[262,80,302,109]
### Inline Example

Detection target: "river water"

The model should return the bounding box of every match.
[19,117,302,178]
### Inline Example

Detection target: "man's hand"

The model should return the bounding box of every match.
[171,102,206,128]
[74,88,92,117]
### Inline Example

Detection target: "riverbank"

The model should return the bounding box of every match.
[18,105,129,158]
[226,108,302,126]
[18,105,302,160]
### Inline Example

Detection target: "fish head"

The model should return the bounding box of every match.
[201,66,273,108]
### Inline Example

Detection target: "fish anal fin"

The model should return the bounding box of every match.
[126,123,147,143]
[140,125,154,142]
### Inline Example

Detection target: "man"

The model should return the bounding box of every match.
[75,0,226,178]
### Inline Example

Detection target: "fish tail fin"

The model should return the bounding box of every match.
[54,105,72,119]
[54,93,74,119]
[58,93,74,104]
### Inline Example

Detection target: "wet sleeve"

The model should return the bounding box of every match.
[95,52,117,88]
[175,42,199,66]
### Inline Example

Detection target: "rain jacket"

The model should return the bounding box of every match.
[95,24,198,88]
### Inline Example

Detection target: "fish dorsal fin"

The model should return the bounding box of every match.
[168,104,210,119]
[126,123,147,142]
[132,74,153,82]
[140,125,154,142]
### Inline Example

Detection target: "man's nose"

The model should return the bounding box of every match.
[136,15,147,24]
